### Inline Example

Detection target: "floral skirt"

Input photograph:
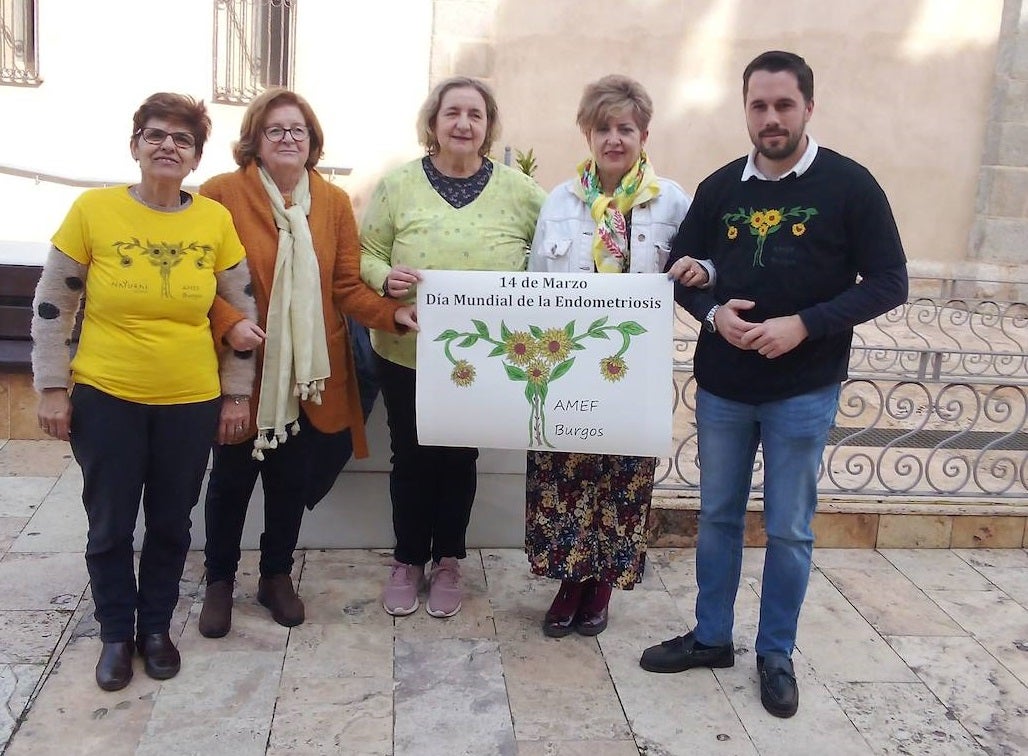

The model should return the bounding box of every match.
[525,450,656,589]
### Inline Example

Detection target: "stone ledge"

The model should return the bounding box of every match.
[653,494,1028,517]
[649,498,1028,549]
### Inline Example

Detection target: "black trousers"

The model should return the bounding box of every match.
[203,409,349,583]
[376,355,478,565]
[69,384,219,642]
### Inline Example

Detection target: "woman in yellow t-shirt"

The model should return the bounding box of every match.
[31,93,259,693]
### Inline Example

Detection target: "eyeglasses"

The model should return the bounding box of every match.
[135,127,196,149]
[263,125,309,142]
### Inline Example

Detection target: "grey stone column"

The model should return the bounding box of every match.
[971,0,1028,266]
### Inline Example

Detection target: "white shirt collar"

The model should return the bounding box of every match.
[741,135,819,182]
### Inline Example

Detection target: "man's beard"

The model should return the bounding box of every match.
[756,129,804,161]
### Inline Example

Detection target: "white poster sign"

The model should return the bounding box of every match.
[415,270,673,456]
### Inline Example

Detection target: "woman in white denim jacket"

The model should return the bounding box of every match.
[525,75,710,638]
[529,173,693,275]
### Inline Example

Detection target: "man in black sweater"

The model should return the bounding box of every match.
[639,51,908,718]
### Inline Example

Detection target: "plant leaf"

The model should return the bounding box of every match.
[587,316,608,332]
[458,335,479,348]
[504,363,527,381]
[529,325,544,338]
[434,329,459,341]
[499,321,511,341]
[472,319,490,338]
[564,320,576,337]
[488,344,506,357]
[550,358,575,382]
[525,382,536,401]
[618,321,647,336]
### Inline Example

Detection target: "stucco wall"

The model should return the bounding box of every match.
[480,0,1004,265]
[0,0,1009,267]
[0,1,432,251]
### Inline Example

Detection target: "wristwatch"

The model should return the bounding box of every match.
[704,305,720,333]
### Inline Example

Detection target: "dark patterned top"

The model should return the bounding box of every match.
[422,156,494,209]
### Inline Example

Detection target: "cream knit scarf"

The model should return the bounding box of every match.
[253,167,330,460]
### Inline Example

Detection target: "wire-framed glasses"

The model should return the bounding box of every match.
[263,125,309,142]
[135,128,196,149]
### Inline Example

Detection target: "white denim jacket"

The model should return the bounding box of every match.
[528,177,693,274]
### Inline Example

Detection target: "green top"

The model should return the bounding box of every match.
[360,158,545,368]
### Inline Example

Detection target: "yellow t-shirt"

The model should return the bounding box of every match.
[52,186,246,404]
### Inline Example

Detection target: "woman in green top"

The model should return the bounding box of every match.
[361,76,545,618]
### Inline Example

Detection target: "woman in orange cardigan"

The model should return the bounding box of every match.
[199,89,416,636]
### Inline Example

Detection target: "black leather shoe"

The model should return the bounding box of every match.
[574,580,612,637]
[639,631,734,673]
[135,632,181,680]
[757,655,799,718]
[543,580,584,638]
[95,641,133,691]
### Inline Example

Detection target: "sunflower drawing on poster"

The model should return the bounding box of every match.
[415,270,673,456]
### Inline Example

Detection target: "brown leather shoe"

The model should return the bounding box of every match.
[543,579,584,638]
[95,641,133,691]
[575,580,612,636]
[135,632,181,680]
[257,574,305,627]
[198,579,234,638]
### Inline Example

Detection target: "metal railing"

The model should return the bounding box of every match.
[658,278,1028,501]
[213,0,296,105]
[0,0,39,86]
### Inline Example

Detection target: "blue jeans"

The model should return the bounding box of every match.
[692,384,839,658]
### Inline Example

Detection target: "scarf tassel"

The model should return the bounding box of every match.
[252,432,272,461]
[294,378,325,405]
[250,421,299,461]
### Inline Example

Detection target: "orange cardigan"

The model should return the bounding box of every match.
[205,164,402,457]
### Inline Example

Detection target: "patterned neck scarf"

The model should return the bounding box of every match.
[575,152,660,273]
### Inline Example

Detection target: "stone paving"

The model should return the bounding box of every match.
[1,439,1027,755]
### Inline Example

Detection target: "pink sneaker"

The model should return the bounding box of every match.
[426,557,462,617]
[382,561,424,616]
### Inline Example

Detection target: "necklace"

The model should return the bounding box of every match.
[129,185,191,212]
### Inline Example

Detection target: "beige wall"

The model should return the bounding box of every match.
[0,0,1010,269]
[471,0,1003,265]
[0,1,432,251]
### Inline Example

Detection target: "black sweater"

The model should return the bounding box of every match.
[671,147,908,404]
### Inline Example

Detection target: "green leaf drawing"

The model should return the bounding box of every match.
[618,322,647,336]
[436,315,646,448]
[550,358,575,382]
[504,363,527,381]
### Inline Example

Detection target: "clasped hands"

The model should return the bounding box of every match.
[667,256,808,359]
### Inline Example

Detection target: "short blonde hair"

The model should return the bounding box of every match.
[232,88,325,169]
[576,75,653,133]
[416,76,500,157]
